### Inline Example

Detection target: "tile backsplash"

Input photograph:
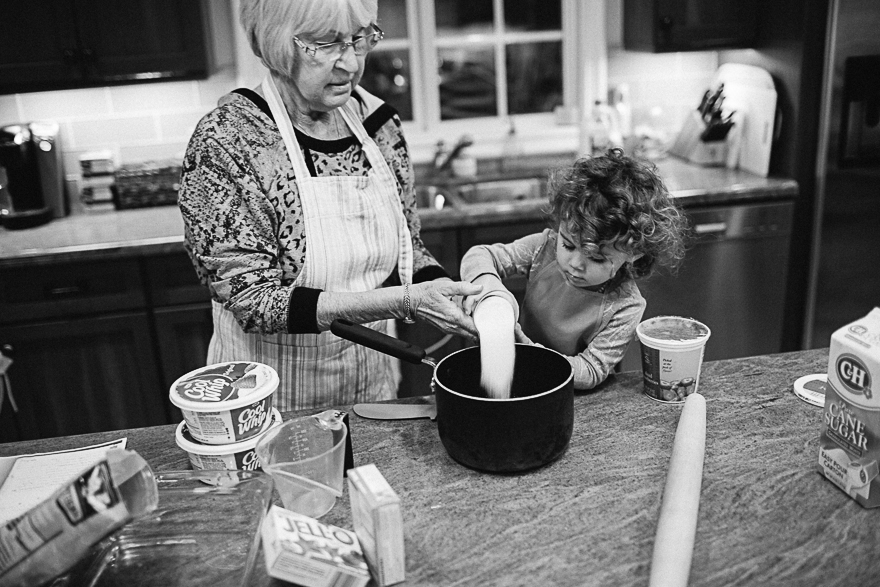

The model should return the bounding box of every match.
[0,17,718,206]
[608,49,718,140]
[0,70,236,183]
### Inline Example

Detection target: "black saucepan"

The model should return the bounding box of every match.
[331,319,574,473]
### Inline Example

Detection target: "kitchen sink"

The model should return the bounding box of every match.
[415,184,460,209]
[456,178,546,205]
[415,177,547,209]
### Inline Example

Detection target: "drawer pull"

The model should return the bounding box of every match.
[47,285,84,297]
[694,222,727,235]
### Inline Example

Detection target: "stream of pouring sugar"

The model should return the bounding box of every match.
[473,297,516,399]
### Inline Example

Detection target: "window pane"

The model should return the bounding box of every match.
[503,0,561,31]
[435,0,494,35]
[377,0,407,38]
[360,50,413,121]
[506,41,562,115]
[438,46,497,120]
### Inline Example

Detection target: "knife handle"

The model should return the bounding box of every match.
[331,319,427,365]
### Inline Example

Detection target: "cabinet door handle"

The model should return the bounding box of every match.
[694,222,727,235]
[62,47,79,65]
[46,284,84,297]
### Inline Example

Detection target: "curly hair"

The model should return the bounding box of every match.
[546,148,687,280]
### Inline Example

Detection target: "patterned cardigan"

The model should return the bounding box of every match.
[178,87,448,335]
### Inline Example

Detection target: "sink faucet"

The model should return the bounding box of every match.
[433,134,474,176]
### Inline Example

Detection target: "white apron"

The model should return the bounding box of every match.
[207,77,414,411]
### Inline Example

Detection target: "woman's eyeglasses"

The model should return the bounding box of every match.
[293,25,384,61]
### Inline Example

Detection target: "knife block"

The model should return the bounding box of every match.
[669,111,729,167]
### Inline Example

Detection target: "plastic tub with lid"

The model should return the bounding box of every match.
[169,361,279,445]
[176,408,283,471]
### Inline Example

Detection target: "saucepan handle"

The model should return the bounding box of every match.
[331,318,427,365]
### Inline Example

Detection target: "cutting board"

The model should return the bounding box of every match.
[713,64,777,177]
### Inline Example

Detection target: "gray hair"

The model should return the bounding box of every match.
[239,0,378,75]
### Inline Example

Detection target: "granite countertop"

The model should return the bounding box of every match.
[3,349,877,587]
[0,157,797,268]
[419,156,799,229]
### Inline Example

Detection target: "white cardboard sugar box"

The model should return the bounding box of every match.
[347,464,405,586]
[818,307,880,508]
[261,505,370,587]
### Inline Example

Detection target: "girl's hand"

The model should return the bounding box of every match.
[514,323,539,346]
[411,280,483,341]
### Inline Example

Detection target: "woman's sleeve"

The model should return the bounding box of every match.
[567,286,646,390]
[178,131,299,334]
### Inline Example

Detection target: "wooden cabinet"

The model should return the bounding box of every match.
[0,311,166,443]
[152,304,213,421]
[0,0,208,95]
[145,252,213,420]
[0,258,159,441]
[623,0,757,52]
[0,252,214,442]
[420,228,461,280]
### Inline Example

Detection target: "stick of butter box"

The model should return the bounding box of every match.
[347,463,405,586]
[261,505,370,587]
[818,307,880,508]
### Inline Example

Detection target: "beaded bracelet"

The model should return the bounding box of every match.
[403,283,416,324]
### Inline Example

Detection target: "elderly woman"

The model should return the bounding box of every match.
[178,0,480,410]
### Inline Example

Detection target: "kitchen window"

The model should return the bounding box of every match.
[358,0,600,160]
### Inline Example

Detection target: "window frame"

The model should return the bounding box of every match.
[231,0,607,164]
[381,0,606,164]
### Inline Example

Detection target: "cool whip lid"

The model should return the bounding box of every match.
[637,315,711,350]
[793,373,827,407]
[169,361,279,412]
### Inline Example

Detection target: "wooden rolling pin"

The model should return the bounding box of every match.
[649,392,707,587]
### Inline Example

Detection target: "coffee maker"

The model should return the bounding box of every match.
[0,124,55,230]
[29,121,67,219]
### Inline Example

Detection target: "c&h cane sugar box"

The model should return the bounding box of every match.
[818,307,880,508]
[261,505,370,587]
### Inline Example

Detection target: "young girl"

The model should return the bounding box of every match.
[460,148,687,390]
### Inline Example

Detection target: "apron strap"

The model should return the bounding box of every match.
[338,99,414,286]
[262,76,313,184]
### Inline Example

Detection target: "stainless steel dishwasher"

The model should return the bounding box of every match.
[618,199,795,373]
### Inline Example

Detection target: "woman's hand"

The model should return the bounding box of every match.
[461,274,507,316]
[410,280,483,341]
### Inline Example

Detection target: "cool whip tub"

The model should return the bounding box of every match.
[170,361,279,445]
[636,316,711,403]
[177,408,282,471]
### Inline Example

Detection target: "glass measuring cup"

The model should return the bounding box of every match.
[255,410,348,518]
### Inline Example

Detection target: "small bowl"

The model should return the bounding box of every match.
[176,408,282,471]
[169,361,279,445]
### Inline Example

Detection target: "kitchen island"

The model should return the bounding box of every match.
[2,348,876,587]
